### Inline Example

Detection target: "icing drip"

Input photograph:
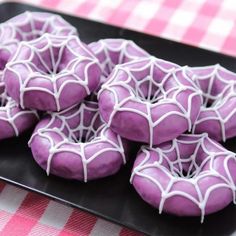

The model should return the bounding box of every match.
[0,92,39,136]
[28,101,126,182]
[130,133,236,223]
[5,34,100,111]
[89,39,149,85]
[190,64,236,141]
[98,57,202,146]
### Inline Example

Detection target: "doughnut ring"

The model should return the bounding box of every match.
[98,57,202,145]
[89,38,149,85]
[0,11,77,93]
[191,64,236,142]
[29,100,128,182]
[131,133,236,222]
[4,34,101,111]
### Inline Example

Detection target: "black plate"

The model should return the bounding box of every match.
[1,2,236,236]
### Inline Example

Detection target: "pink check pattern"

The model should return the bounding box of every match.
[0,0,235,235]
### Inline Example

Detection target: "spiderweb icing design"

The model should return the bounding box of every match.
[0,92,39,138]
[2,11,77,41]
[130,133,236,222]
[0,11,77,93]
[98,57,202,146]
[5,34,100,111]
[190,64,236,141]
[29,101,126,182]
[89,39,149,85]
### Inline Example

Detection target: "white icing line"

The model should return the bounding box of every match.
[29,101,126,182]
[5,34,100,111]
[190,64,236,141]
[99,59,201,145]
[131,133,236,222]
[0,93,38,137]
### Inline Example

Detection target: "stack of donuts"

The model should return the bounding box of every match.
[1,11,236,223]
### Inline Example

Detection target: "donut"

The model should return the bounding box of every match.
[89,39,149,85]
[130,133,236,222]
[0,11,77,93]
[0,92,39,140]
[98,57,202,146]
[4,33,101,111]
[190,64,236,142]
[28,100,128,182]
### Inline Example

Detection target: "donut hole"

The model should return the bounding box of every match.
[172,162,198,179]
[204,92,228,109]
[62,101,104,144]
[193,65,235,109]
[164,137,207,179]
[0,96,7,107]
[133,78,163,104]
[32,45,76,76]
[75,128,98,143]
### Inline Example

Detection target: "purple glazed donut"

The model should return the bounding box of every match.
[28,100,128,182]
[89,39,149,85]
[190,64,236,142]
[131,133,236,222]
[0,92,39,140]
[4,34,101,111]
[0,11,77,93]
[98,57,202,145]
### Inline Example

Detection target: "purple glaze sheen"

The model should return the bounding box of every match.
[131,133,236,220]
[191,64,236,142]
[29,100,129,182]
[0,11,77,93]
[98,57,202,145]
[89,38,149,86]
[0,92,38,140]
[4,34,101,111]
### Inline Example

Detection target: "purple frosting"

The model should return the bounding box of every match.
[4,34,101,111]
[98,57,202,145]
[0,92,39,140]
[29,100,128,182]
[131,133,236,222]
[89,38,149,86]
[0,11,77,93]
[191,64,236,142]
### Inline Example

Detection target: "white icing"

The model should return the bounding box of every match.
[5,34,100,111]
[0,92,39,136]
[98,57,202,146]
[89,39,149,84]
[0,11,77,92]
[130,133,236,223]
[28,101,126,182]
[190,64,236,142]
[4,11,77,41]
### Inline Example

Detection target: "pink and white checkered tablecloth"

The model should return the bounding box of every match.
[0,0,235,235]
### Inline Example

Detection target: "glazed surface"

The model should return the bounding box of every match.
[29,100,128,182]
[131,133,236,222]
[0,11,77,93]
[98,57,202,145]
[0,92,39,140]
[4,34,101,111]
[191,64,236,142]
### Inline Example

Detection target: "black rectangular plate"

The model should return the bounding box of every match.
[1,2,236,236]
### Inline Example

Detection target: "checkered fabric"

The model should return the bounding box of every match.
[10,0,236,57]
[0,182,142,236]
[0,0,235,235]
